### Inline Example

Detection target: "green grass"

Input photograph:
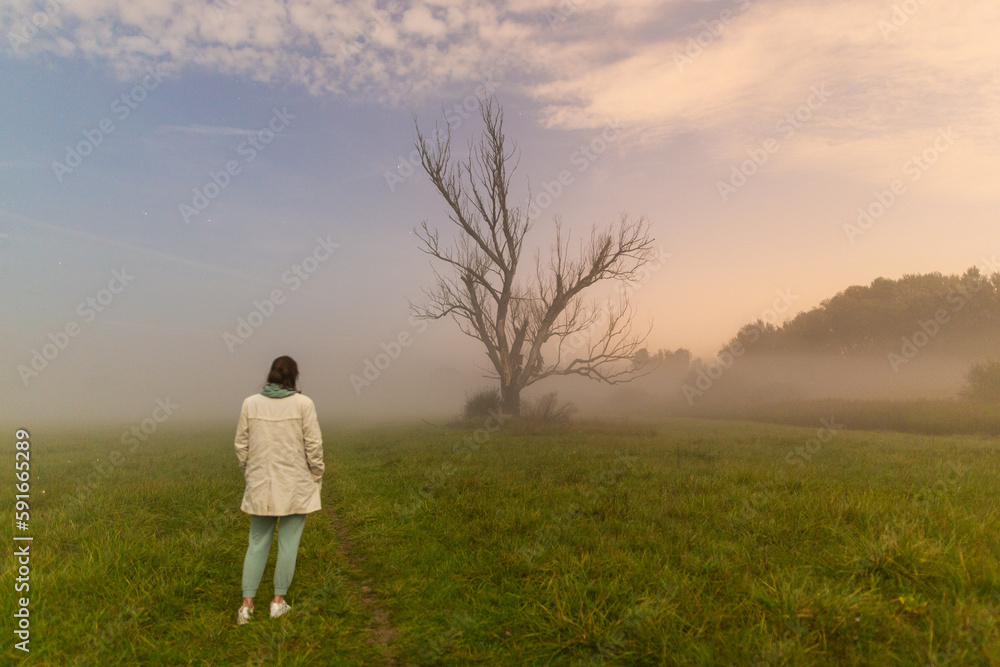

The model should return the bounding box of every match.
[688,398,1000,436]
[3,417,1000,665]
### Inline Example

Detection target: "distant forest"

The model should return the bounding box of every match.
[723,267,999,361]
[638,267,1000,405]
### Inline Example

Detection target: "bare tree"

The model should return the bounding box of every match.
[411,98,657,415]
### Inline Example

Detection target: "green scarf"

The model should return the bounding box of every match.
[261,383,298,398]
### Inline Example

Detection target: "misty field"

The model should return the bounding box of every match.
[4,417,1000,665]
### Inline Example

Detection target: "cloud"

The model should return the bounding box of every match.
[531,1,999,133]
[2,0,531,102]
[2,0,998,179]
[523,0,1000,194]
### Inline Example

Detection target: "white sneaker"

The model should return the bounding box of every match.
[237,606,253,625]
[270,601,291,618]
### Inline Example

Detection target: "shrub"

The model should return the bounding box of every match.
[522,392,577,423]
[462,386,502,420]
[959,359,1000,401]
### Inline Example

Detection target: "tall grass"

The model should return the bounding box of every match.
[2,417,999,664]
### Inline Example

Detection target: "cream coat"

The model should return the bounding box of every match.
[234,392,324,516]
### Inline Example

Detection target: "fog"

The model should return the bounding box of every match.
[5,240,996,429]
[4,1,999,432]
[6,301,993,430]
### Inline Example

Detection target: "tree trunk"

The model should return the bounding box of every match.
[501,385,521,416]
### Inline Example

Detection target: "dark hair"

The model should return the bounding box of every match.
[266,355,299,391]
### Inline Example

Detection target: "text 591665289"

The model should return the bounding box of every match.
[14,428,32,653]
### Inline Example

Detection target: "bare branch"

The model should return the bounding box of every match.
[411,99,657,414]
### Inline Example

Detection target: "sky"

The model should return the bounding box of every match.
[2,0,999,426]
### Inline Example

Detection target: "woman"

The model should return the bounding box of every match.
[234,355,324,625]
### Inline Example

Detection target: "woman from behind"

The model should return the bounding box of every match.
[234,355,324,625]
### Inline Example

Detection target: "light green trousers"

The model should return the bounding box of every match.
[241,514,306,597]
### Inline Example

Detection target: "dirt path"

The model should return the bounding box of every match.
[323,505,400,664]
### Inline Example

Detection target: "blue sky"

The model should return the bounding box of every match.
[2,0,998,424]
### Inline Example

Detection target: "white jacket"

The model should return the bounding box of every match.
[234,392,324,516]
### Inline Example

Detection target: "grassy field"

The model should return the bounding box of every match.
[687,399,1000,437]
[3,415,1000,665]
